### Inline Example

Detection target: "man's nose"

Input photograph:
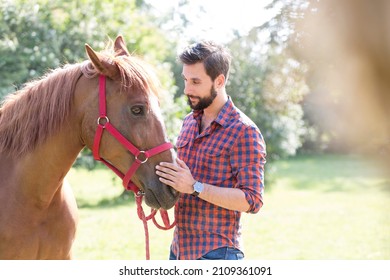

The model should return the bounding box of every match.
[184,85,191,96]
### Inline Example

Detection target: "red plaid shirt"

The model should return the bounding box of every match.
[171,98,266,260]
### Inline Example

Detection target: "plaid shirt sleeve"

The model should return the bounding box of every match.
[230,124,266,213]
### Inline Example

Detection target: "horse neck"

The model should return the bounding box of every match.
[9,122,84,208]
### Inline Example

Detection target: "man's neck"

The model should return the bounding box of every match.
[202,90,228,122]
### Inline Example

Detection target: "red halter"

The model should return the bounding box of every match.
[92,75,176,259]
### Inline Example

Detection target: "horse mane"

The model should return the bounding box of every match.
[0,41,161,157]
[0,64,82,157]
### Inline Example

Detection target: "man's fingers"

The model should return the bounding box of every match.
[156,165,176,176]
[156,170,175,180]
[158,176,175,187]
[176,158,188,169]
[157,162,178,171]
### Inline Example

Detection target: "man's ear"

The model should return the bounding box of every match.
[215,74,226,88]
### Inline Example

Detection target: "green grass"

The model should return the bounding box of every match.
[68,154,390,260]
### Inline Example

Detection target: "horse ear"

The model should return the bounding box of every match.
[85,44,120,80]
[114,35,130,56]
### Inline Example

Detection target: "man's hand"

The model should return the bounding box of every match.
[156,158,196,194]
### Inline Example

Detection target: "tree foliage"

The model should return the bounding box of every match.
[227,27,308,159]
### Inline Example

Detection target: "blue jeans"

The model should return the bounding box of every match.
[169,247,244,260]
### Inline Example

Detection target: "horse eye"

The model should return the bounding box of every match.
[131,106,144,116]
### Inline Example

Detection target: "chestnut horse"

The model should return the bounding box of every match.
[0,36,179,259]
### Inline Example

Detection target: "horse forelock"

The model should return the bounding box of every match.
[0,64,82,157]
[117,56,162,98]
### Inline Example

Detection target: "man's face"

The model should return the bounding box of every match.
[182,62,217,110]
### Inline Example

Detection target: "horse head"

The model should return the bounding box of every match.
[76,36,179,210]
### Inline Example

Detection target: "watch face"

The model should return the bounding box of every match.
[194,181,204,193]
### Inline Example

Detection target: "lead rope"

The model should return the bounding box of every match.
[135,195,151,260]
[133,192,176,260]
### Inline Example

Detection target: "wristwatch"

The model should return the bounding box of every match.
[191,181,204,197]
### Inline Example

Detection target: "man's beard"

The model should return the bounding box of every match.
[187,85,217,111]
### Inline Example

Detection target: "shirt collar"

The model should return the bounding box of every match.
[192,96,234,128]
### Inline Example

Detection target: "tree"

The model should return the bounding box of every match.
[227,25,308,160]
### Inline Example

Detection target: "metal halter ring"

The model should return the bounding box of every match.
[136,190,145,197]
[97,116,109,127]
[135,151,148,164]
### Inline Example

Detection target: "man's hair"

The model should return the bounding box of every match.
[179,41,232,82]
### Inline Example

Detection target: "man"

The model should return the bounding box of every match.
[155,41,266,260]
